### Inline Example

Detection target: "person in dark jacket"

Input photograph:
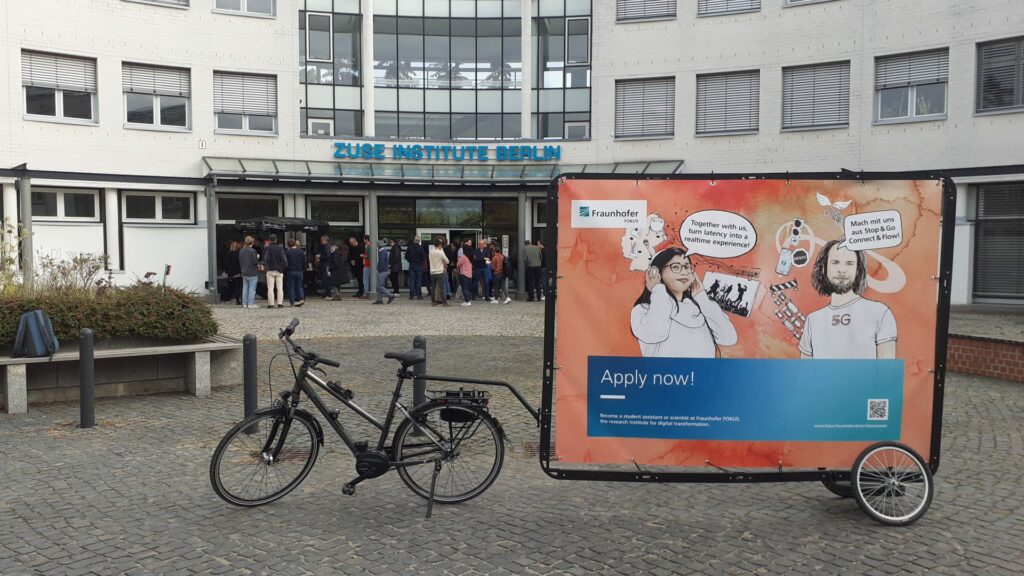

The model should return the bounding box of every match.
[225,241,242,305]
[346,237,365,298]
[239,236,260,308]
[472,240,493,302]
[388,238,402,295]
[374,239,396,304]
[327,241,350,299]
[285,239,306,307]
[405,237,426,300]
[316,235,331,298]
[263,234,288,309]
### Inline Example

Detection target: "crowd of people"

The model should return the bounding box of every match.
[220,234,548,308]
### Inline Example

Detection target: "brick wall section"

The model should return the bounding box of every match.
[947,335,1024,383]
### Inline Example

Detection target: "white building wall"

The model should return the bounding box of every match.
[31,224,105,263]
[122,225,208,290]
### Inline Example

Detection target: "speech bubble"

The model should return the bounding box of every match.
[843,210,903,251]
[679,210,757,259]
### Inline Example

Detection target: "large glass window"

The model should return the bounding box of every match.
[532,3,592,139]
[299,3,361,137]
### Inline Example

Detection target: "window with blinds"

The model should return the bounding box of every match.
[781,61,849,130]
[977,36,1024,113]
[615,77,675,138]
[973,183,1024,300]
[617,0,676,21]
[875,49,948,122]
[213,72,278,133]
[696,70,759,134]
[123,63,191,97]
[21,50,97,121]
[123,63,191,128]
[124,0,190,6]
[698,0,760,17]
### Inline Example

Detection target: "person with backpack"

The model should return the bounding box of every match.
[263,234,288,309]
[239,236,260,309]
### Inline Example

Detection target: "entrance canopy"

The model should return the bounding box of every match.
[202,157,684,184]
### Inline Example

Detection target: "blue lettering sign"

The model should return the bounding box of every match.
[332,142,561,163]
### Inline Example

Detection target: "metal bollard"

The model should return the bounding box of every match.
[243,334,257,433]
[413,335,426,407]
[79,328,95,429]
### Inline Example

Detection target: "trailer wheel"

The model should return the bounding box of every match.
[852,442,933,526]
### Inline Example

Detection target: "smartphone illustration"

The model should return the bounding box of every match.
[776,248,793,275]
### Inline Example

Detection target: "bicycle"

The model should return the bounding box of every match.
[209,319,538,517]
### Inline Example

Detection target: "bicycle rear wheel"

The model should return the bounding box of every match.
[393,403,504,504]
[210,411,320,507]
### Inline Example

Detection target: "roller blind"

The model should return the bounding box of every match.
[974,183,1024,299]
[782,61,850,129]
[21,50,97,92]
[123,63,191,97]
[213,72,278,116]
[977,36,1023,112]
[615,77,675,138]
[696,70,759,134]
[875,49,948,89]
[698,0,760,16]
[616,0,676,20]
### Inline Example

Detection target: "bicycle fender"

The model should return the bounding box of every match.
[253,405,325,447]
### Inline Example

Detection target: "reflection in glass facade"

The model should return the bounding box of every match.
[300,1,363,137]
[374,0,523,140]
[532,0,591,139]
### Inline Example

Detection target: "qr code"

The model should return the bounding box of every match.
[867,399,889,421]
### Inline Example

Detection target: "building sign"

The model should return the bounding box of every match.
[333,142,561,162]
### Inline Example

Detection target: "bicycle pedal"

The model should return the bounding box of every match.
[327,408,340,420]
[342,484,356,496]
[353,440,369,453]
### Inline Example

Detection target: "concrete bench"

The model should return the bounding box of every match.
[1,335,243,414]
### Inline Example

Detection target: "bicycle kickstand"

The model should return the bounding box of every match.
[425,460,443,519]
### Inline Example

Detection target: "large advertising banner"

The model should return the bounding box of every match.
[554,178,943,470]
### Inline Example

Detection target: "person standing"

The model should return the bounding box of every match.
[388,238,402,295]
[346,237,364,298]
[457,248,474,306]
[327,241,349,299]
[263,234,287,309]
[537,240,547,302]
[285,239,306,307]
[522,240,542,302]
[239,236,259,309]
[362,236,372,300]
[317,235,331,298]
[428,237,450,306]
[405,237,426,300]
[472,239,493,302]
[225,240,242,305]
[373,239,396,305]
[491,242,511,304]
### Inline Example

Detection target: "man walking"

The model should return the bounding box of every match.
[264,234,287,309]
[405,236,426,300]
[428,237,450,306]
[239,236,259,309]
[346,237,365,298]
[388,238,402,295]
[285,239,306,307]
[523,240,542,302]
[373,239,396,305]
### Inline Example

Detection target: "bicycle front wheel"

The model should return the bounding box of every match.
[393,403,504,504]
[210,411,320,507]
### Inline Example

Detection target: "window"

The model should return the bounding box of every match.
[214,0,275,16]
[213,72,278,134]
[782,61,850,130]
[977,36,1024,113]
[122,63,191,129]
[874,49,947,123]
[30,188,100,221]
[306,12,333,62]
[973,183,1024,300]
[698,0,759,16]
[122,192,194,223]
[21,51,97,123]
[123,0,189,6]
[617,0,676,21]
[216,195,281,223]
[696,70,759,134]
[615,77,675,138]
[785,0,839,5]
[308,118,334,136]
[564,121,590,140]
[565,18,590,65]
[308,197,362,225]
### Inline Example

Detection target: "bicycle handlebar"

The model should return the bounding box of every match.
[279,319,340,369]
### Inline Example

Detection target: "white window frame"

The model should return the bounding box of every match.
[215,194,283,224]
[122,191,195,223]
[564,17,591,66]
[306,196,363,226]
[305,12,334,63]
[213,0,276,17]
[875,83,947,124]
[784,0,839,6]
[215,113,278,135]
[122,0,190,8]
[307,117,335,137]
[564,121,590,140]
[24,86,98,125]
[124,92,192,131]
[31,188,101,222]
[533,200,547,228]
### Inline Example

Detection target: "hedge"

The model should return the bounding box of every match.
[0,285,218,345]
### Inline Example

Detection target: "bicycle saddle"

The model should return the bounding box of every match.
[384,348,425,366]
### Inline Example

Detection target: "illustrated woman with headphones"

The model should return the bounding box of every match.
[630,247,737,358]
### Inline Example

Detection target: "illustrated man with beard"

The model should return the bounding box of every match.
[799,239,897,359]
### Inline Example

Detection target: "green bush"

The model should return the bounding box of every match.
[0,285,218,345]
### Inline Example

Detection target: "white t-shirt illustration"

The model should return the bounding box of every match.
[631,284,737,358]
[798,297,897,359]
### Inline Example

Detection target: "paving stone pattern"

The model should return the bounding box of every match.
[1,335,1023,575]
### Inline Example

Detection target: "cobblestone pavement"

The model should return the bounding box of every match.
[1,335,1023,575]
